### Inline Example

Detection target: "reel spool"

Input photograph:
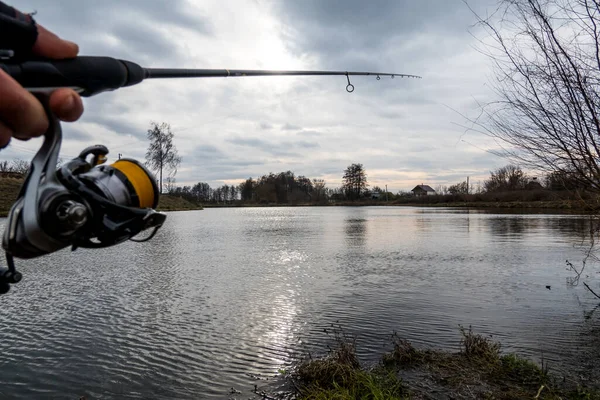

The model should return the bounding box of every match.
[0,97,166,294]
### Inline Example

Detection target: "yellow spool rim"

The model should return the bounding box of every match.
[112,159,159,208]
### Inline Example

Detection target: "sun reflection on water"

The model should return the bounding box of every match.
[258,249,307,369]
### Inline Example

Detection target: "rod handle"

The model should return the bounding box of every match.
[0,56,146,97]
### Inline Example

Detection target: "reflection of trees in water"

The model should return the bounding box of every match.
[333,210,369,277]
[546,217,592,242]
[336,215,369,283]
[484,216,592,242]
[486,217,527,238]
[345,218,367,248]
[413,215,431,233]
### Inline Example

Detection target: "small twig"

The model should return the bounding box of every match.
[583,282,600,300]
[534,384,545,399]
[466,384,476,399]
[290,377,302,395]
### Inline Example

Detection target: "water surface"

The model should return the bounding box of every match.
[0,207,598,398]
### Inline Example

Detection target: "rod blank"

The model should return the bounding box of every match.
[144,68,422,80]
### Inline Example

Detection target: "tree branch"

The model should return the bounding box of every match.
[583,282,600,300]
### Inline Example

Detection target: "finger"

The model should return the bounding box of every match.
[49,88,84,122]
[32,24,79,59]
[0,121,12,149]
[0,70,48,139]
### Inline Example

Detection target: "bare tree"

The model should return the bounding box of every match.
[468,0,600,192]
[435,185,449,195]
[164,176,177,194]
[312,179,326,202]
[0,160,10,173]
[10,159,30,175]
[448,181,469,194]
[484,164,529,192]
[145,122,182,193]
[342,163,368,200]
[468,0,600,301]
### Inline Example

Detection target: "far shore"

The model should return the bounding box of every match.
[2,200,592,218]
[199,199,596,213]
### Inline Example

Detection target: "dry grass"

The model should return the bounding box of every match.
[156,195,203,211]
[382,332,425,366]
[291,326,600,400]
[294,325,408,399]
[459,325,501,362]
[0,177,23,217]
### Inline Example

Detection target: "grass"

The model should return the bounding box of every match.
[298,369,408,400]
[291,325,600,400]
[295,330,409,400]
[156,195,203,211]
[0,177,22,217]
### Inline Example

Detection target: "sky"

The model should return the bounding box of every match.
[1,0,512,193]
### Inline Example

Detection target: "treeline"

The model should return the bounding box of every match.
[431,165,594,196]
[2,156,592,205]
[167,163,597,206]
[166,171,329,205]
[168,164,372,205]
[0,159,32,176]
[167,181,239,204]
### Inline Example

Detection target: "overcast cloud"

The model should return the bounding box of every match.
[1,0,510,192]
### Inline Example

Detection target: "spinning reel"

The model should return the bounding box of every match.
[0,98,166,294]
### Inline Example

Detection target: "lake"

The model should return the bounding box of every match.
[0,207,598,398]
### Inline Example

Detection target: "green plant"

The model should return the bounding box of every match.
[500,354,548,386]
[299,368,408,400]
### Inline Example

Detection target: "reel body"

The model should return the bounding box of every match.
[0,97,166,294]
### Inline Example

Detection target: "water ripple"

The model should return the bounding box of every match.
[0,208,598,398]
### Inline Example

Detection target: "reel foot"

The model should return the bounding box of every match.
[0,259,22,294]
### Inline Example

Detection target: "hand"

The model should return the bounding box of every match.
[0,20,84,148]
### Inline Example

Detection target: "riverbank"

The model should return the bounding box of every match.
[1,176,596,215]
[0,178,203,217]
[202,199,596,212]
[280,326,599,399]
[155,195,203,212]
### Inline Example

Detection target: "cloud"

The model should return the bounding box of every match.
[89,116,147,140]
[62,126,96,142]
[282,123,301,130]
[228,137,270,149]
[2,0,507,192]
[296,130,322,137]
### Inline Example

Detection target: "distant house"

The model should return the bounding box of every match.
[411,184,436,197]
[371,192,381,200]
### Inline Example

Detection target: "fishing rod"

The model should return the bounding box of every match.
[0,55,421,95]
[0,54,421,295]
